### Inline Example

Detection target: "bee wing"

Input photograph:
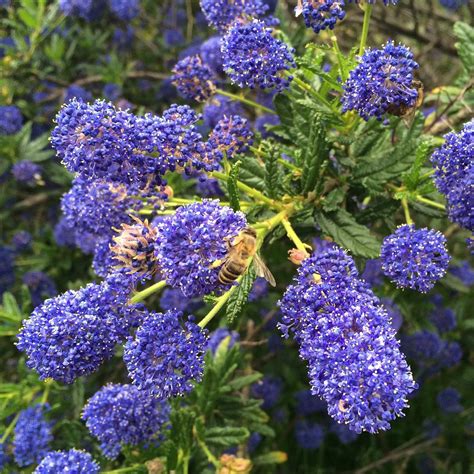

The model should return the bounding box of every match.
[253,254,276,287]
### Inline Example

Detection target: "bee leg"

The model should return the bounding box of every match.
[210,259,224,269]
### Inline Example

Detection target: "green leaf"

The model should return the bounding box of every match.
[322,187,345,212]
[454,22,474,74]
[253,451,288,466]
[264,145,282,199]
[225,267,256,325]
[2,293,23,320]
[238,156,266,192]
[315,209,381,258]
[402,140,436,191]
[204,426,249,447]
[227,161,241,212]
[227,372,262,391]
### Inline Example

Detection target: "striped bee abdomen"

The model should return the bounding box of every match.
[218,260,247,285]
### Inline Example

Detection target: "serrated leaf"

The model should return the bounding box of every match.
[315,209,380,258]
[454,22,474,74]
[253,451,288,465]
[227,161,241,212]
[204,426,249,446]
[238,156,266,192]
[402,140,436,191]
[228,373,262,391]
[2,293,22,320]
[225,267,256,325]
[264,146,282,199]
[322,187,345,212]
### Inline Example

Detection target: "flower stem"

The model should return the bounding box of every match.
[292,75,334,110]
[130,280,167,304]
[215,89,274,114]
[416,195,446,210]
[282,218,310,252]
[40,379,52,405]
[401,198,413,225]
[358,4,373,57]
[102,466,145,474]
[210,171,284,211]
[1,412,20,444]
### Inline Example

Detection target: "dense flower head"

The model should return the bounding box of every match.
[298,0,346,34]
[17,274,139,384]
[12,160,41,184]
[436,387,463,414]
[401,330,443,362]
[254,113,280,138]
[82,384,170,459]
[200,36,224,74]
[0,245,15,294]
[381,297,403,332]
[159,287,202,313]
[248,277,269,301]
[203,94,245,128]
[34,449,99,474]
[439,0,468,9]
[430,120,473,231]
[207,327,240,354]
[23,271,57,307]
[208,115,253,159]
[430,307,456,334]
[449,261,474,286]
[109,0,139,21]
[11,230,32,252]
[0,443,8,470]
[341,42,419,120]
[124,310,208,399]
[222,20,296,92]
[13,404,52,467]
[172,55,217,102]
[64,85,92,103]
[52,99,218,192]
[380,225,450,292]
[0,105,23,134]
[361,258,384,286]
[251,376,283,409]
[154,200,247,297]
[110,217,159,280]
[329,421,360,444]
[59,0,104,20]
[61,178,135,254]
[294,390,326,416]
[279,246,417,433]
[295,421,325,450]
[200,0,270,33]
[196,175,224,197]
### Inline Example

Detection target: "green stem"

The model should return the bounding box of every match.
[130,280,167,304]
[401,198,413,225]
[215,89,274,114]
[292,76,334,110]
[358,4,373,56]
[102,466,144,474]
[194,425,219,467]
[249,146,300,172]
[416,195,446,210]
[40,380,52,405]
[1,412,20,444]
[198,281,240,329]
[282,218,309,252]
[210,171,284,211]
[419,169,435,180]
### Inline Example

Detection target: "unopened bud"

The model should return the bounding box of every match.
[218,454,252,474]
[288,248,309,265]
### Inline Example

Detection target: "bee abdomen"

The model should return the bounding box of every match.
[218,261,245,285]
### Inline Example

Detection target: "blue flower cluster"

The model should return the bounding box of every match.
[203,94,245,128]
[436,387,463,414]
[52,100,218,193]
[0,105,23,134]
[154,200,247,297]
[251,376,283,409]
[17,274,139,384]
[12,160,41,184]
[295,390,326,416]
[59,0,104,21]
[172,55,217,102]
[222,20,296,92]
[0,245,15,294]
[208,115,254,159]
[124,310,208,399]
[22,271,57,307]
[200,0,270,33]
[341,42,419,120]
[429,306,456,334]
[200,36,224,74]
[109,0,140,21]
[11,230,32,252]
[279,246,417,433]
[295,421,325,450]
[82,384,170,459]
[298,0,346,34]
[207,327,240,353]
[430,120,473,232]
[380,225,450,292]
[34,449,99,474]
[13,404,52,467]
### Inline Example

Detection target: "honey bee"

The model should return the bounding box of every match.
[218,227,276,287]
[387,80,424,126]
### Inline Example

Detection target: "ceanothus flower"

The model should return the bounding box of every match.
[64,85,92,103]
[53,218,77,248]
[222,20,296,92]
[295,421,325,450]
[200,0,270,34]
[279,246,417,434]
[200,36,224,74]
[154,200,247,297]
[12,160,41,184]
[34,449,99,474]
[196,175,224,197]
[329,421,360,445]
[171,55,217,102]
[59,0,105,20]
[109,0,140,21]
[203,94,245,128]
[82,384,170,459]
[401,330,443,362]
[16,274,139,384]
[251,376,283,409]
[380,225,450,292]
[429,307,456,334]
[254,113,280,138]
[297,0,346,34]
[123,310,208,399]
[449,260,474,286]
[0,105,23,134]
[11,230,32,252]
[208,115,253,159]
[430,120,473,231]
[439,0,468,9]
[436,387,463,414]
[294,390,326,416]
[341,42,419,121]
[13,404,52,467]
[248,277,269,301]
[207,327,240,354]
[0,443,8,470]
[23,271,57,307]
[380,297,403,332]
